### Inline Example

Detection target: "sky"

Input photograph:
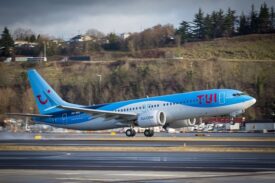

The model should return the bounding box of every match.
[0,0,274,40]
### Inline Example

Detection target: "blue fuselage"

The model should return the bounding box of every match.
[33,89,256,130]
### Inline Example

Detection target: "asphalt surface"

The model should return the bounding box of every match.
[1,169,275,183]
[1,139,275,147]
[1,132,275,182]
[0,151,275,172]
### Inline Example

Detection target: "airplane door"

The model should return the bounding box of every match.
[142,104,149,113]
[62,113,67,125]
[219,92,226,104]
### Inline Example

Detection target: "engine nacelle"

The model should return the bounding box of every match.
[137,111,166,128]
[168,118,196,128]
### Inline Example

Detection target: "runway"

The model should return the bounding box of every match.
[1,139,275,147]
[1,133,275,182]
[1,151,275,182]
[1,151,275,171]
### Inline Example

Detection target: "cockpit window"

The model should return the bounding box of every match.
[233,93,246,96]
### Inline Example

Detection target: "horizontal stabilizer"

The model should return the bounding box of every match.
[6,113,52,118]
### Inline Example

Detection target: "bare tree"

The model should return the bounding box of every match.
[13,28,35,41]
[86,29,105,39]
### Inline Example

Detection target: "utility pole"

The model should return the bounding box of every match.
[43,41,47,61]
[97,74,102,102]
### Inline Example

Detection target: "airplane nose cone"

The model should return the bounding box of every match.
[251,98,256,105]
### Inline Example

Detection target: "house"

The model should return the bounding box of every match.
[120,33,131,39]
[14,41,38,48]
[69,35,95,43]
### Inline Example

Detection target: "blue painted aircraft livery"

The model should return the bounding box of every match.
[7,69,256,137]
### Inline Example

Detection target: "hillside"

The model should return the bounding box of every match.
[135,34,275,60]
[77,34,275,61]
[0,34,275,121]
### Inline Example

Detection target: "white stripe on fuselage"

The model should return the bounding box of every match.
[46,99,253,130]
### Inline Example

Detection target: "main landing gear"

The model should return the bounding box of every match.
[125,128,136,137]
[125,128,155,137]
[144,129,154,137]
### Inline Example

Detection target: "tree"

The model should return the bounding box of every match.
[29,34,36,42]
[258,2,271,33]
[0,27,14,57]
[13,28,35,41]
[224,8,236,36]
[210,10,222,38]
[217,9,226,37]
[193,8,205,40]
[203,14,213,39]
[86,29,105,39]
[238,13,250,35]
[271,6,275,32]
[102,33,122,50]
[176,21,192,43]
[250,4,259,33]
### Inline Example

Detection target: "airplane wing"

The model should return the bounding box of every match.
[58,105,137,121]
[6,113,52,118]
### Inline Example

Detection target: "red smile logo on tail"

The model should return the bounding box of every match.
[36,90,51,105]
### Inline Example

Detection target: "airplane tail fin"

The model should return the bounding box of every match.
[27,69,67,114]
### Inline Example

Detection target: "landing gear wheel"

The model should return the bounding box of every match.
[144,129,154,137]
[126,129,136,137]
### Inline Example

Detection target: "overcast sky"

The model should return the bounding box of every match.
[0,0,274,40]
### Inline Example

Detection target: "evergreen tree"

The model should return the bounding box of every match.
[238,13,250,35]
[250,4,259,33]
[102,33,122,50]
[193,8,205,40]
[210,11,218,38]
[258,2,271,33]
[271,6,275,32]
[224,8,236,36]
[210,10,225,38]
[176,20,192,43]
[0,27,14,57]
[217,9,225,37]
[29,34,36,42]
[203,14,213,39]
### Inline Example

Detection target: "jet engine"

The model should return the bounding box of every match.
[137,111,166,128]
[168,118,197,128]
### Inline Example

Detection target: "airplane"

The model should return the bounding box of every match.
[7,69,256,137]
